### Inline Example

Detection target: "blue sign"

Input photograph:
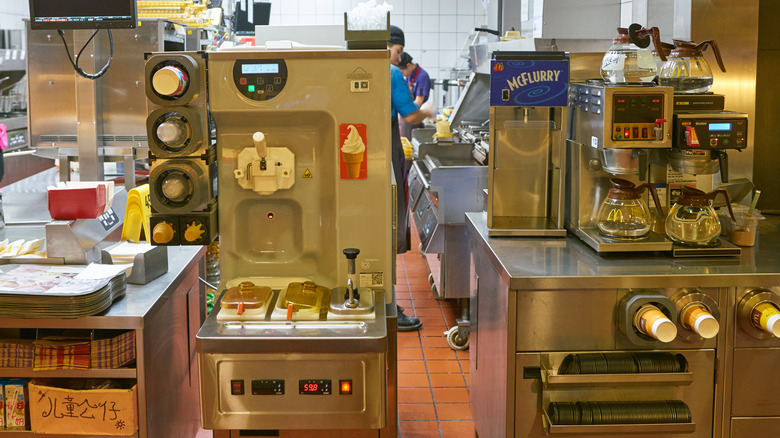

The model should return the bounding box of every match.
[490,59,569,107]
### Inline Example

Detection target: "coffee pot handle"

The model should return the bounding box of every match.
[695,40,727,73]
[638,183,665,218]
[711,189,736,221]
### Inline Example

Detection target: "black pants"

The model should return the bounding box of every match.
[392,117,410,253]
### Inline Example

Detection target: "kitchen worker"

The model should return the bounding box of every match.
[389,25,433,331]
[398,51,432,140]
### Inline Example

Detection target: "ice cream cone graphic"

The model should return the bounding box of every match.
[341,125,366,179]
[343,151,363,178]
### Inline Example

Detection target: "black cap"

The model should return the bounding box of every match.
[398,52,413,69]
[389,25,405,47]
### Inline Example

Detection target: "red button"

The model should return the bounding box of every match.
[239,77,247,85]
[231,379,245,395]
[339,380,352,395]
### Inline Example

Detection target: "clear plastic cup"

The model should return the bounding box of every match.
[719,205,765,247]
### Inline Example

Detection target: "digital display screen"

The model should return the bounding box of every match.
[251,379,284,395]
[29,0,137,30]
[709,122,731,131]
[242,63,279,75]
[299,379,331,395]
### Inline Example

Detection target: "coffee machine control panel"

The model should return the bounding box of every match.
[232,59,289,101]
[673,112,747,150]
[611,93,666,141]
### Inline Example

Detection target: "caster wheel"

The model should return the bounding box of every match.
[445,326,469,350]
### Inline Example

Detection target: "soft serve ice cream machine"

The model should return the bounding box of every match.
[144,47,393,432]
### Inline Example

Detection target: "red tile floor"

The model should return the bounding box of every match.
[394,230,474,438]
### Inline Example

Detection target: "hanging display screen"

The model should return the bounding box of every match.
[29,0,137,30]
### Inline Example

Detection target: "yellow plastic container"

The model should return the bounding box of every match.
[121,184,151,243]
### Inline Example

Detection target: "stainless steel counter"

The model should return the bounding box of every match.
[465,211,780,289]
[0,244,206,438]
[465,211,780,438]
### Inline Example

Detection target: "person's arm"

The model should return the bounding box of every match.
[392,66,432,124]
[401,107,432,124]
[413,95,425,107]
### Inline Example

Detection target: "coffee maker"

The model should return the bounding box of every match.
[566,81,674,252]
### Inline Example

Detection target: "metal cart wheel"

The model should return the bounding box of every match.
[445,326,470,350]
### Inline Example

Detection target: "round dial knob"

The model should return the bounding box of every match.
[156,118,188,146]
[343,248,360,259]
[152,65,189,97]
[161,172,191,202]
[153,221,175,244]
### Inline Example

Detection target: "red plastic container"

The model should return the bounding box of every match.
[47,185,107,219]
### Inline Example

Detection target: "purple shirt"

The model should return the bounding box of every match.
[405,65,431,104]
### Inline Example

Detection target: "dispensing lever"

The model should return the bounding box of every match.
[253,131,268,171]
[343,248,360,308]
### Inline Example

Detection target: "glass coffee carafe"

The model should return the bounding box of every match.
[658,39,726,93]
[597,178,664,239]
[601,24,665,84]
[665,186,735,247]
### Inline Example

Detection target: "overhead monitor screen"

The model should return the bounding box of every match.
[29,0,137,30]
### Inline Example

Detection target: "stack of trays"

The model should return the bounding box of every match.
[0,265,126,318]
[548,400,692,425]
[558,352,688,374]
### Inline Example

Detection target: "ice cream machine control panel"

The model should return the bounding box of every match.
[611,93,666,141]
[232,59,288,101]
[673,113,747,150]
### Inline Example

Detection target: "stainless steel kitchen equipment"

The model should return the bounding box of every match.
[144,51,218,247]
[566,80,674,251]
[176,46,396,435]
[487,51,569,236]
[465,210,780,438]
[26,19,209,187]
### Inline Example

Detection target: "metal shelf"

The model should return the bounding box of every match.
[543,410,696,435]
[0,367,136,379]
[541,370,694,388]
[0,431,138,437]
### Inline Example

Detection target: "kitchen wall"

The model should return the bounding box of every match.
[263,0,489,81]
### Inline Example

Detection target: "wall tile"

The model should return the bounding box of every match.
[439,14,457,30]
[457,0,475,15]
[404,14,422,33]
[422,0,439,15]
[388,0,405,15]
[404,0,423,15]
[438,0,457,15]
[406,31,422,48]
[279,1,297,15]
[317,2,334,15]
[424,16,440,33]
[456,14,475,33]
[298,14,317,25]
[421,32,439,48]
[439,32,458,51]
[279,15,299,25]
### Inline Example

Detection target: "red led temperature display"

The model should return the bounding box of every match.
[299,379,331,395]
